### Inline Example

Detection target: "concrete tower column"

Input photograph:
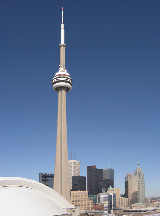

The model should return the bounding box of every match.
[52,7,72,201]
[54,89,70,201]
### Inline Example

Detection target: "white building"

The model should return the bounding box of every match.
[68,160,80,189]
[97,193,112,211]
[0,177,77,216]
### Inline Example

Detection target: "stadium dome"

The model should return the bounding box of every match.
[0,177,76,216]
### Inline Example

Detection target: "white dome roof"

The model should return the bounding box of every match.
[0,177,75,216]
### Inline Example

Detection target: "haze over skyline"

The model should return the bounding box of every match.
[0,0,160,197]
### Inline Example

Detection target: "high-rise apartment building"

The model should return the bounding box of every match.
[125,163,145,205]
[68,160,80,189]
[52,8,72,201]
[39,173,54,188]
[103,168,114,187]
[72,176,86,191]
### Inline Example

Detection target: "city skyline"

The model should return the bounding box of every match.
[0,0,160,197]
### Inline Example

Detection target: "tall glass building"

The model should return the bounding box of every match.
[87,165,103,195]
[134,163,145,203]
[103,168,114,187]
[72,176,86,191]
[39,173,54,189]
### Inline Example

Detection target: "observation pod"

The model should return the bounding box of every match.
[52,68,72,92]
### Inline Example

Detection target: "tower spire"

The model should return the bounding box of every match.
[62,7,63,23]
[61,7,64,45]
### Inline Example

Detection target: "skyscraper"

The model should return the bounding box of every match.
[125,163,145,205]
[72,176,86,191]
[125,173,138,205]
[39,173,54,189]
[87,165,103,195]
[52,8,72,201]
[134,162,145,203]
[98,179,113,193]
[68,160,80,189]
[103,168,114,187]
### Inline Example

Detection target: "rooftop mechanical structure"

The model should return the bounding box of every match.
[52,7,72,201]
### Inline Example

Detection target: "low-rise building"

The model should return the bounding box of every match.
[71,191,93,211]
[97,192,112,211]
[92,204,104,211]
[107,186,128,208]
[117,197,129,208]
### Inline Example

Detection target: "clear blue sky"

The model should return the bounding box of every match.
[0,0,160,197]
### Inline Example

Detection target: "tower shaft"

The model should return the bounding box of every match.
[54,89,70,201]
[52,8,72,201]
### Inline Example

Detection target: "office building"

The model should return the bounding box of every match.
[68,160,80,189]
[116,197,128,208]
[87,166,114,195]
[52,8,72,201]
[71,191,94,211]
[107,185,120,198]
[125,163,145,205]
[98,179,113,193]
[103,168,114,187]
[125,173,138,205]
[97,192,112,211]
[39,173,54,188]
[72,176,86,191]
[87,165,103,195]
[108,192,116,210]
[107,185,128,208]
[134,162,145,203]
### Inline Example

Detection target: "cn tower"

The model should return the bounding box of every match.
[52,8,72,201]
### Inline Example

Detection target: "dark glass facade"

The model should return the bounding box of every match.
[103,168,114,187]
[72,176,86,191]
[125,178,128,198]
[87,166,103,195]
[39,173,54,188]
[98,179,113,193]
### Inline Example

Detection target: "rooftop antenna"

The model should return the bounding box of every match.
[62,7,63,24]
[71,151,72,160]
